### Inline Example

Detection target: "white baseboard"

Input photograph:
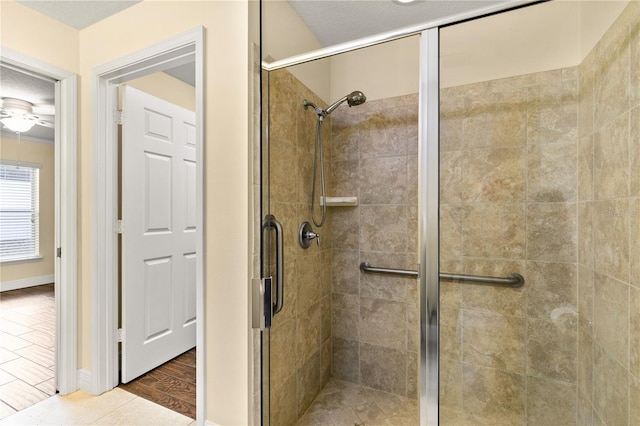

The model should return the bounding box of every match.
[1,274,54,292]
[77,369,92,393]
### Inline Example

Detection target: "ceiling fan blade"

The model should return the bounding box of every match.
[35,119,54,129]
[32,105,55,115]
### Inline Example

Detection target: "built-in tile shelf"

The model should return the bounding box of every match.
[321,196,358,207]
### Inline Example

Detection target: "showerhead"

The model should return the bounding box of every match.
[324,90,367,115]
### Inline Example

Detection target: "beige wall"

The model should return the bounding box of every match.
[0,136,55,283]
[125,72,195,112]
[576,2,640,424]
[2,0,255,423]
[263,0,331,103]
[439,65,580,425]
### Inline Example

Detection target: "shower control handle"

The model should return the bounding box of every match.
[299,221,320,249]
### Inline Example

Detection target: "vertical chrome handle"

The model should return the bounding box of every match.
[262,214,284,315]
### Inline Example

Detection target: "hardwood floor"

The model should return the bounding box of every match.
[0,284,56,420]
[119,348,196,419]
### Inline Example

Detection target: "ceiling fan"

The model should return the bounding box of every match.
[0,97,54,133]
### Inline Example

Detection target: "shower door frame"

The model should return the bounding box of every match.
[259,2,542,424]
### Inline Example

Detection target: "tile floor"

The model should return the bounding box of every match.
[0,387,195,425]
[297,379,419,426]
[0,284,56,419]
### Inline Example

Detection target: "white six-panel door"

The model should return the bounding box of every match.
[121,85,197,383]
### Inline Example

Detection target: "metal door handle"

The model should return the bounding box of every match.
[262,215,284,315]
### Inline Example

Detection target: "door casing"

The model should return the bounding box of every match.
[0,49,79,395]
[90,27,205,422]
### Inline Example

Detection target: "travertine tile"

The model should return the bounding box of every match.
[440,359,462,410]
[526,203,577,262]
[440,204,463,260]
[440,150,462,204]
[331,250,359,295]
[631,374,640,426]
[406,351,418,399]
[360,297,406,350]
[578,54,595,138]
[632,9,640,108]
[630,286,640,378]
[593,15,630,129]
[577,389,594,426]
[577,325,594,402]
[527,317,577,382]
[407,204,418,253]
[360,343,406,396]
[360,156,407,205]
[359,251,409,301]
[527,142,577,202]
[270,319,296,387]
[593,199,630,283]
[578,135,594,202]
[332,338,359,383]
[296,303,321,366]
[331,294,359,341]
[526,261,577,319]
[593,113,630,200]
[462,203,526,259]
[593,343,628,426]
[526,377,576,426]
[297,351,322,418]
[462,86,527,149]
[407,155,418,205]
[360,205,407,253]
[630,107,639,196]
[331,208,359,251]
[461,258,526,317]
[593,272,629,369]
[631,197,640,288]
[359,110,408,159]
[461,310,526,373]
[578,202,594,267]
[271,374,297,426]
[577,264,594,333]
[462,147,525,202]
[527,79,578,146]
[461,363,525,425]
[331,160,359,198]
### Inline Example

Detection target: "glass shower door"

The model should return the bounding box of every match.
[438,1,639,424]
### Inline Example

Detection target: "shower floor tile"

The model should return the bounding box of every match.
[297,379,418,426]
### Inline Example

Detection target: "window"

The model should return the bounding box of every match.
[0,162,40,262]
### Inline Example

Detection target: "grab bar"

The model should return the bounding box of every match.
[359,262,525,288]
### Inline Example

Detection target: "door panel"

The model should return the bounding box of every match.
[121,85,196,383]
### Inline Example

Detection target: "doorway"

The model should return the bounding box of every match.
[0,50,78,417]
[90,27,205,422]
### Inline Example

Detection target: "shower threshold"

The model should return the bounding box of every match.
[297,378,418,425]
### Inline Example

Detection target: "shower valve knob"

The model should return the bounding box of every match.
[299,221,320,249]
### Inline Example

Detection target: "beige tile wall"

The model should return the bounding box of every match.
[267,69,333,425]
[441,2,639,425]
[440,65,580,425]
[330,95,420,399]
[577,2,640,425]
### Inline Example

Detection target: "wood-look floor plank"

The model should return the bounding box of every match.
[0,379,49,411]
[139,370,196,403]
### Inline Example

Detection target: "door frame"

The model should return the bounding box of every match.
[0,49,79,395]
[90,27,205,421]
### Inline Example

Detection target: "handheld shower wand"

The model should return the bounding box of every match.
[303,91,366,228]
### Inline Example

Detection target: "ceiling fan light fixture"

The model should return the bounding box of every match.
[1,116,36,133]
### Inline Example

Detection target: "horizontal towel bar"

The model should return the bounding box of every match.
[359,262,525,288]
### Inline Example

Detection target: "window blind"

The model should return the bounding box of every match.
[0,162,40,262]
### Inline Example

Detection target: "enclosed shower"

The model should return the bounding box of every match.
[259,1,639,425]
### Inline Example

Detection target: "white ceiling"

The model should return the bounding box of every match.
[0,65,55,141]
[16,0,141,29]
[288,0,511,47]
